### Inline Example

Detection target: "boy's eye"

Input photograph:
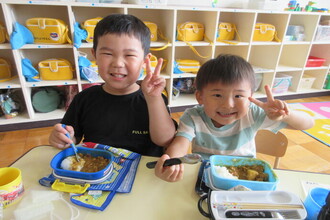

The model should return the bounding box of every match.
[213,94,222,98]
[235,95,244,98]
[102,52,112,56]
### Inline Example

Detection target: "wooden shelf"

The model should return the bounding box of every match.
[0,1,329,128]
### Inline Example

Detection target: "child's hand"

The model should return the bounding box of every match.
[49,123,75,149]
[154,154,184,182]
[141,57,166,98]
[249,85,290,121]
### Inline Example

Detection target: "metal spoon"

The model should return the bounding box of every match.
[61,124,80,162]
[146,153,202,169]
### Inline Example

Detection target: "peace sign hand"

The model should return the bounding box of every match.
[141,56,165,98]
[249,85,290,121]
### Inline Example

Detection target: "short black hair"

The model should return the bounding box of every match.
[93,14,150,56]
[195,54,255,92]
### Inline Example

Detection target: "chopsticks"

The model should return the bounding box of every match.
[219,202,304,210]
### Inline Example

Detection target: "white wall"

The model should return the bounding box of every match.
[167,0,330,11]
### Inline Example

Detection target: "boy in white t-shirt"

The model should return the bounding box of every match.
[154,54,314,182]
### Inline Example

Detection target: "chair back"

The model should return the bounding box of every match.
[255,130,288,168]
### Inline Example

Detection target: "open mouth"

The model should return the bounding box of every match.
[218,112,236,117]
[111,73,126,78]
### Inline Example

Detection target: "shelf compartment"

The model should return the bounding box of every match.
[176,9,218,43]
[303,69,328,90]
[254,12,290,43]
[218,11,256,43]
[214,45,249,60]
[170,93,197,107]
[0,78,22,89]
[128,8,175,43]
[249,45,281,70]
[0,112,30,126]
[71,5,124,25]
[279,44,310,69]
[287,14,319,42]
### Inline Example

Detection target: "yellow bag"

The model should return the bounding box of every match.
[38,58,73,80]
[144,21,170,51]
[175,59,200,73]
[143,54,167,74]
[144,21,158,42]
[253,23,281,42]
[82,17,102,43]
[177,22,205,42]
[0,21,9,43]
[26,18,72,44]
[0,58,11,79]
[217,22,241,44]
[177,22,211,58]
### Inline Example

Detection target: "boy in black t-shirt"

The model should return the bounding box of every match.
[49,14,177,156]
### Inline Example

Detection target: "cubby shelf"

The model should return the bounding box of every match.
[0,1,329,127]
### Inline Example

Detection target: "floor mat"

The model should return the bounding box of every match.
[289,101,330,146]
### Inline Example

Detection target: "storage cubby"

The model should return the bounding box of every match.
[217,11,255,44]
[279,44,310,69]
[0,1,329,128]
[249,45,281,70]
[214,45,249,60]
[0,88,28,121]
[287,14,319,42]
[254,12,289,43]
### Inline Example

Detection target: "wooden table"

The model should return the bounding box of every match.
[4,146,330,220]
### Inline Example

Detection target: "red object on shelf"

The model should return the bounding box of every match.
[306,56,326,67]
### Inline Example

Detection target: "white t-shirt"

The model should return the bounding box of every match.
[176,103,287,159]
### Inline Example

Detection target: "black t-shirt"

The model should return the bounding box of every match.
[62,85,175,156]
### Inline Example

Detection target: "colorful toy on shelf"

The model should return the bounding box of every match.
[305,1,316,12]
[285,1,328,12]
[286,0,302,11]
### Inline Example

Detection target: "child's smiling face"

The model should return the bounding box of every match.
[196,80,253,128]
[92,33,146,95]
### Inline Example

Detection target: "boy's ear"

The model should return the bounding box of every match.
[143,53,152,69]
[91,48,96,58]
[195,90,203,105]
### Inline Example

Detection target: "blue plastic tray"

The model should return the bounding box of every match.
[51,147,113,180]
[209,155,278,191]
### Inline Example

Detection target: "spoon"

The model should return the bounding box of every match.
[146,153,202,169]
[61,124,80,162]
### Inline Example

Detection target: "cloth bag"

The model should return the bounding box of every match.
[10,22,34,49]
[39,142,141,211]
[0,58,11,79]
[78,53,99,82]
[253,23,281,42]
[144,21,170,51]
[173,59,200,74]
[82,17,102,43]
[31,87,62,113]
[176,22,211,58]
[0,21,9,43]
[38,58,73,80]
[73,22,88,48]
[21,58,40,82]
[26,18,72,44]
[177,22,205,41]
[217,22,241,44]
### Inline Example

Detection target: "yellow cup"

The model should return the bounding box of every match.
[0,167,24,208]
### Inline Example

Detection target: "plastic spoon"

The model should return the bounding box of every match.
[61,124,80,162]
[146,153,202,169]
